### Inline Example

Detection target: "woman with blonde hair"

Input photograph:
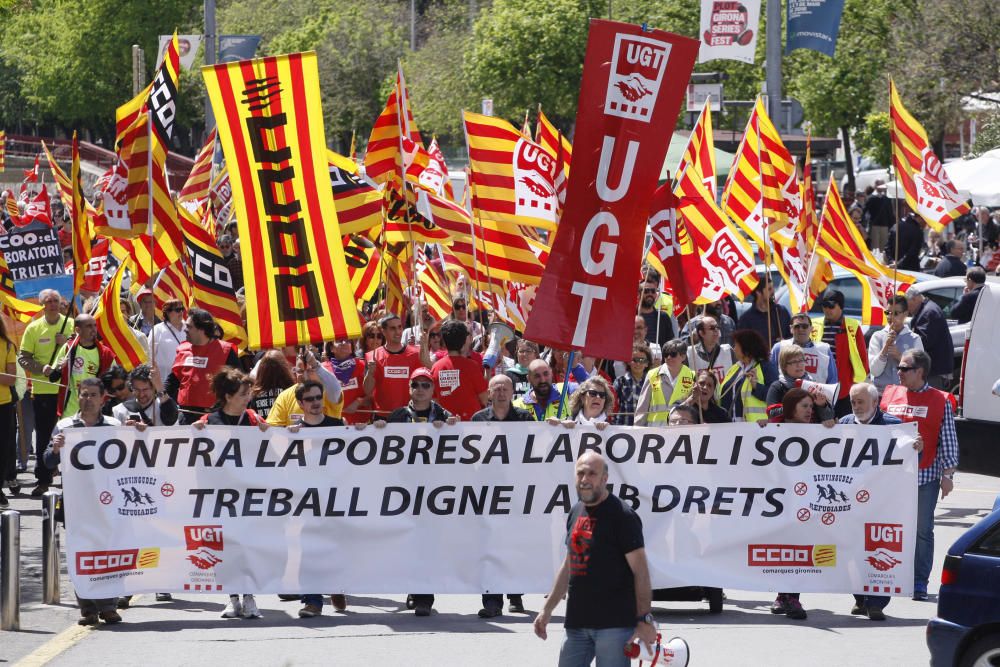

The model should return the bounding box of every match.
[550,376,613,428]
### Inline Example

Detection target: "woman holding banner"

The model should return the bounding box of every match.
[765,344,836,425]
[554,376,613,427]
[682,370,730,424]
[719,330,777,424]
[193,368,269,619]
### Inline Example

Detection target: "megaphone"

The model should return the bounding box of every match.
[482,320,515,370]
[796,379,840,405]
[625,632,690,666]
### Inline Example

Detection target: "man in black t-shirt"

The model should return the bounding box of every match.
[374,367,457,617]
[534,452,656,666]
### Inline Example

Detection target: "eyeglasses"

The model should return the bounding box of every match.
[300,395,323,403]
[897,366,916,373]
[792,323,811,330]
[584,390,606,399]
[631,356,648,363]
[410,381,433,390]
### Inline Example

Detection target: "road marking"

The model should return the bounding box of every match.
[13,596,144,667]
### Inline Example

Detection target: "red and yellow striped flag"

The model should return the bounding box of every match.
[382,188,453,245]
[535,109,572,178]
[889,79,970,231]
[203,51,362,348]
[152,259,192,308]
[0,252,41,323]
[179,128,217,210]
[676,97,717,195]
[364,63,422,186]
[41,140,98,231]
[722,97,797,247]
[179,206,248,349]
[342,234,381,303]
[676,166,758,301]
[464,111,559,231]
[95,262,147,370]
[70,134,91,297]
[109,229,182,288]
[415,244,452,319]
[328,150,382,235]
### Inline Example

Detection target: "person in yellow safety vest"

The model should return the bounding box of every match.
[811,289,869,417]
[634,339,696,425]
[512,359,576,421]
[718,330,778,423]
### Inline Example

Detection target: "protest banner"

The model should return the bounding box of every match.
[525,20,698,360]
[61,422,917,599]
[786,0,846,57]
[0,225,65,281]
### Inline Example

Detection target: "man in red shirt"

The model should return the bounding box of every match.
[363,313,432,418]
[431,320,488,420]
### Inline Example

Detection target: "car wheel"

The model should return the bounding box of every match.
[707,588,724,614]
[959,633,1000,667]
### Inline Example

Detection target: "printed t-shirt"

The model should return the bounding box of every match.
[431,354,487,420]
[371,345,423,414]
[20,315,74,395]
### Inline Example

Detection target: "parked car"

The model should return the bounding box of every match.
[927,506,1000,666]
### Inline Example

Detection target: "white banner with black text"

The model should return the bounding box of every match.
[60,422,918,598]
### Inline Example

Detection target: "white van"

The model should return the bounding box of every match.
[956,282,1000,475]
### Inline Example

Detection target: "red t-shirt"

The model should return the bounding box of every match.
[324,358,367,425]
[371,345,424,414]
[432,354,487,421]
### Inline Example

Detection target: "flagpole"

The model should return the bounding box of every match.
[754,98,774,347]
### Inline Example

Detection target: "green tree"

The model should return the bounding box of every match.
[970,110,1000,157]
[854,111,891,168]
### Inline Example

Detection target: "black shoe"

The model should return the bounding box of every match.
[405,594,415,610]
[850,603,865,615]
[78,613,99,626]
[5,480,19,495]
[0,491,7,508]
[478,603,502,619]
[866,607,886,621]
[155,593,172,602]
[30,484,49,497]
[278,594,301,601]
[508,597,525,613]
[117,596,131,610]
[913,591,929,601]
[414,601,432,617]
[99,610,123,624]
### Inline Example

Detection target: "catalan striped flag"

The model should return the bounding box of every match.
[342,234,381,303]
[203,51,362,348]
[676,166,758,301]
[415,244,452,319]
[889,79,970,231]
[364,63,422,186]
[645,182,703,315]
[722,97,797,247]
[382,252,409,317]
[382,187,453,245]
[151,259,192,308]
[535,109,572,177]
[676,97,717,195]
[0,130,5,172]
[428,192,544,285]
[464,111,559,231]
[179,205,248,349]
[116,32,180,146]
[179,128,217,210]
[328,150,382,235]
[817,180,914,325]
[41,140,98,229]
[69,134,91,297]
[95,262,147,370]
[423,137,456,201]
[0,252,42,323]
[109,230,182,288]
[799,135,833,308]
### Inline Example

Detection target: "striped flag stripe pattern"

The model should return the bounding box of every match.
[95,262,147,370]
[179,128,217,208]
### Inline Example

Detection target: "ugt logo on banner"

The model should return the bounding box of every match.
[525,21,698,361]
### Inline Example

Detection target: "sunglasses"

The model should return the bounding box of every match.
[822,301,839,308]
[631,357,648,363]
[410,381,433,390]
[111,384,127,392]
[665,351,683,358]
[897,366,916,373]
[454,304,467,310]
[429,332,441,338]
[300,395,323,403]
[584,390,606,399]
[886,310,906,317]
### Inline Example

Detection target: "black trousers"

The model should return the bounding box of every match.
[0,402,15,482]
[411,594,434,607]
[482,593,522,607]
[32,394,59,485]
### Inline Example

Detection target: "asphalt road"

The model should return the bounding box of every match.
[4,472,999,666]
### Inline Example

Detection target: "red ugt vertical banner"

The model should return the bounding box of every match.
[524,20,698,361]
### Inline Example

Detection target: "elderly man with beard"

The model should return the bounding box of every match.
[534,451,655,667]
[839,382,923,620]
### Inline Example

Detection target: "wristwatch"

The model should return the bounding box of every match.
[636,612,654,625]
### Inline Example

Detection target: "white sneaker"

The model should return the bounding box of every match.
[241,594,261,619]
[221,597,242,618]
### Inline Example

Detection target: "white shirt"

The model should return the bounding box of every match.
[149,321,187,379]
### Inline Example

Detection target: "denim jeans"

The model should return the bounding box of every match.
[915,479,940,594]
[558,626,634,667]
[302,594,324,609]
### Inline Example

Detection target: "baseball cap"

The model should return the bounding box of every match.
[410,367,433,382]
[137,287,154,300]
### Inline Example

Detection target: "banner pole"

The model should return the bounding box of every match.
[556,349,575,419]
[755,101,774,347]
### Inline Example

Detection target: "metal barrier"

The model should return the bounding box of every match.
[42,491,61,605]
[1,510,20,631]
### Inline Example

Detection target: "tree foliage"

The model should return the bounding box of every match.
[854,111,891,168]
